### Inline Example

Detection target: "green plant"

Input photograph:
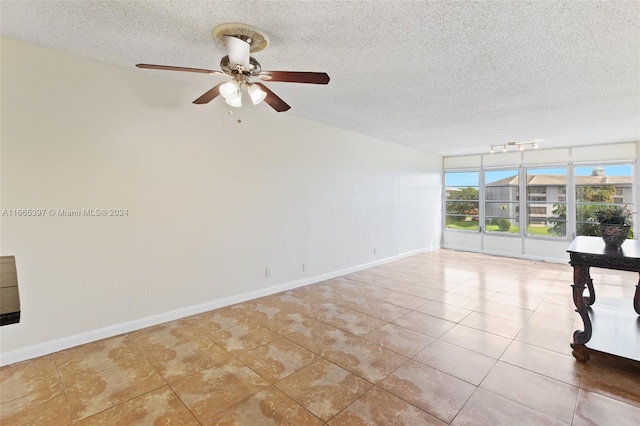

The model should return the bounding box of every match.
[496,219,511,231]
[548,187,623,237]
[592,205,634,225]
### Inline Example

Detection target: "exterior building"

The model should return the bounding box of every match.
[486,168,633,225]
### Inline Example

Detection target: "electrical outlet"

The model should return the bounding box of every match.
[302,262,307,271]
[265,267,271,277]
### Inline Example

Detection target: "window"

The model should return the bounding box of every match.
[558,187,566,202]
[527,186,546,201]
[445,171,479,231]
[614,187,625,203]
[485,169,519,233]
[575,164,634,238]
[526,167,567,238]
[444,158,636,243]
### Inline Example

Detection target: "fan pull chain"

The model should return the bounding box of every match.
[228,108,243,124]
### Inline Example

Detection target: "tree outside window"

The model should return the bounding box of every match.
[549,165,633,238]
[445,172,479,231]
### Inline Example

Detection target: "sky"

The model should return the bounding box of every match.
[446,165,632,187]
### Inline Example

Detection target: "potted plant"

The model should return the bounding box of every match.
[591,204,634,247]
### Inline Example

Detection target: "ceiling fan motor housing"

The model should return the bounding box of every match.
[220,55,261,76]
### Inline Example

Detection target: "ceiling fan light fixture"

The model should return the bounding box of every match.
[219,80,240,99]
[225,91,242,107]
[247,83,267,105]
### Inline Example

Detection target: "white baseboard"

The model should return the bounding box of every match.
[0,245,437,366]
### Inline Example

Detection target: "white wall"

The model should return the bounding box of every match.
[0,38,442,364]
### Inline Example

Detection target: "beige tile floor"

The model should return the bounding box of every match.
[1,249,640,425]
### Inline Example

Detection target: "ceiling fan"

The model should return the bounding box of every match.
[136,23,330,112]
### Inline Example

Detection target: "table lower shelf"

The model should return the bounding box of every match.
[572,297,640,363]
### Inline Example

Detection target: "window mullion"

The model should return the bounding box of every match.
[519,166,526,237]
[479,169,485,233]
[567,160,576,240]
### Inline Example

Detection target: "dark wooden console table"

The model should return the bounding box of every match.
[567,236,640,363]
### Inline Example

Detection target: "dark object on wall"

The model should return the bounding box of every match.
[0,256,21,326]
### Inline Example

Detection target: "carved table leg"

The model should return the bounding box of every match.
[585,268,595,306]
[570,343,590,362]
[635,273,640,315]
[571,265,592,361]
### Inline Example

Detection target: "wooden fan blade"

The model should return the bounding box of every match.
[193,83,225,104]
[136,64,223,75]
[254,83,291,112]
[258,71,330,84]
[224,35,251,70]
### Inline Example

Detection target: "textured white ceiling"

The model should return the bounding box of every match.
[1,1,638,156]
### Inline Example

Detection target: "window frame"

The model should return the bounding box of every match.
[524,166,568,239]
[574,162,635,239]
[443,170,481,232]
[484,168,520,235]
[443,160,636,242]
